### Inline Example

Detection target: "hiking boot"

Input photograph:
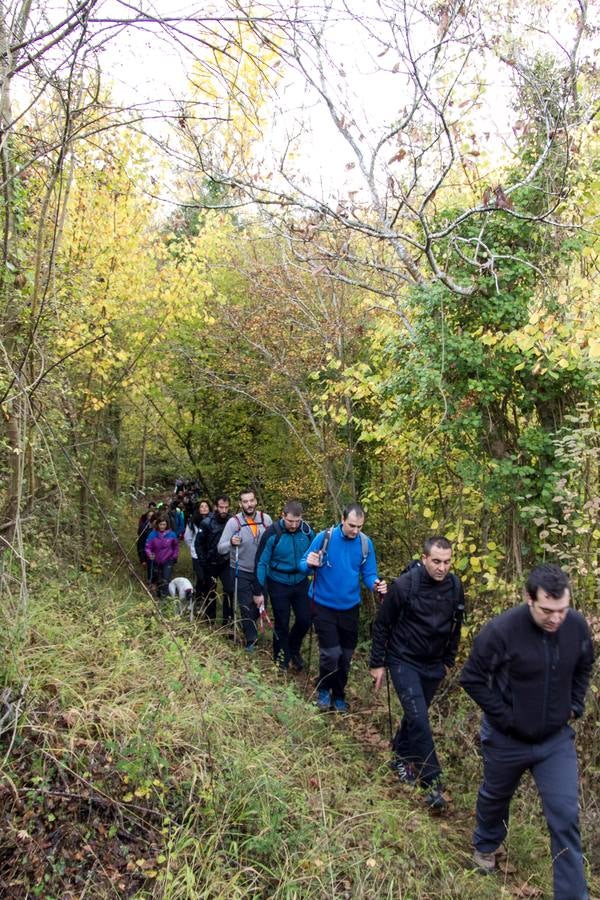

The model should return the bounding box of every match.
[290,653,304,671]
[424,780,447,812]
[316,688,332,710]
[245,641,257,654]
[332,697,349,712]
[389,756,417,785]
[472,848,497,873]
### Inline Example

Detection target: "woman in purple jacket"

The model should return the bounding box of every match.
[146,516,179,598]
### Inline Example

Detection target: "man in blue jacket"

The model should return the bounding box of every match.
[254,500,315,671]
[300,503,386,712]
[460,564,594,897]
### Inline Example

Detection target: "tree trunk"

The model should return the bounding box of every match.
[137,420,147,492]
[106,402,121,495]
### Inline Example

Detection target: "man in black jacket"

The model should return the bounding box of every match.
[195,495,233,625]
[370,536,465,811]
[460,564,594,898]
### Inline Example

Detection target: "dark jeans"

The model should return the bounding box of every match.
[201,563,234,624]
[156,561,174,598]
[232,568,260,645]
[267,577,311,666]
[475,719,588,900]
[389,660,442,787]
[312,602,360,700]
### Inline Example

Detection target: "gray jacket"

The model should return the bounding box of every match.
[217,510,273,573]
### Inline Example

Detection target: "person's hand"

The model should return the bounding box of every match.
[370,667,386,691]
[306,550,321,567]
[231,534,242,546]
[253,594,264,608]
[374,579,387,596]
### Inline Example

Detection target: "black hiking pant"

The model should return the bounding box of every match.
[267,577,311,667]
[312,602,360,700]
[232,568,260,646]
[388,660,442,787]
[201,563,234,625]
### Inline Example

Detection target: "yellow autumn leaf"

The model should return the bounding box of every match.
[588,339,600,359]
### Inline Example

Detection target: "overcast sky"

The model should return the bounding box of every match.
[94,0,600,207]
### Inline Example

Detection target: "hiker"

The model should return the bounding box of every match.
[195,495,234,626]
[300,502,386,712]
[137,502,156,568]
[184,507,208,601]
[182,491,195,524]
[254,500,315,671]
[145,515,179,599]
[170,498,185,539]
[460,564,594,896]
[168,576,194,614]
[198,499,211,517]
[217,490,272,651]
[369,536,465,812]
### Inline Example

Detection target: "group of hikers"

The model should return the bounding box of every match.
[135,485,594,899]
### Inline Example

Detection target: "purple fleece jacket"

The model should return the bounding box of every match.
[145,531,179,564]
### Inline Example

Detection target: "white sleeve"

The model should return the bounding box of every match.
[184,524,195,551]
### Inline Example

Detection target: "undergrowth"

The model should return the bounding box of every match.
[0,543,598,898]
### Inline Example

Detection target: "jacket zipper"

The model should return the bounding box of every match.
[541,634,550,735]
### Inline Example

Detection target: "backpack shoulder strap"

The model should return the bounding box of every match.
[408,562,422,610]
[359,531,369,566]
[321,525,334,556]
[270,520,283,554]
[450,573,465,620]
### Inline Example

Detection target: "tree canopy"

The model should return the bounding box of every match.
[1,0,599,599]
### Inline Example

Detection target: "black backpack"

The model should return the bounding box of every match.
[271,519,312,550]
[264,520,313,572]
[400,559,465,627]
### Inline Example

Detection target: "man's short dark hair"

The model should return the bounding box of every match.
[216,494,230,504]
[283,500,303,516]
[423,536,452,556]
[526,564,570,602]
[148,501,157,509]
[342,502,365,520]
[239,488,256,500]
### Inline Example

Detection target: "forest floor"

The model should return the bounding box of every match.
[0,535,598,899]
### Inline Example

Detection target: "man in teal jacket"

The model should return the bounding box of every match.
[254,500,315,671]
[300,503,386,711]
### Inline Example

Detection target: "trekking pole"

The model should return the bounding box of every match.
[232,544,239,644]
[305,624,314,690]
[304,555,319,692]
[385,668,394,745]
[373,582,393,744]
